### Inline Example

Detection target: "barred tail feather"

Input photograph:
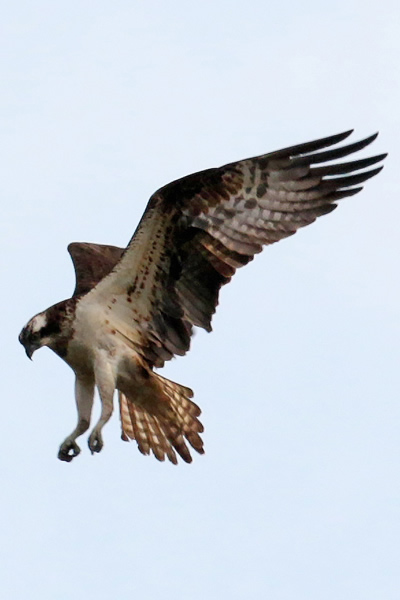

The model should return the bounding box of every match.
[118,374,204,464]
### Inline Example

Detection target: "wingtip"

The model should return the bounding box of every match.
[373,165,384,175]
[329,130,380,149]
[364,131,379,144]
[339,129,354,139]
[322,129,354,145]
[367,152,388,163]
[347,186,363,196]
[67,241,85,255]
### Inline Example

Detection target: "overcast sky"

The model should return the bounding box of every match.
[2,2,400,599]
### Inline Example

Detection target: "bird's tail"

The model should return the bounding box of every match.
[118,373,204,464]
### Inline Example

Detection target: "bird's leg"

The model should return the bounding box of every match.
[58,375,94,462]
[88,354,116,455]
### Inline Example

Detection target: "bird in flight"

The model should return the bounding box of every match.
[19,130,386,464]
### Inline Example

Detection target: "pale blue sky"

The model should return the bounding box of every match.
[2,2,400,599]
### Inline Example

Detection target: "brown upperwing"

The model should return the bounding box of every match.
[68,242,125,296]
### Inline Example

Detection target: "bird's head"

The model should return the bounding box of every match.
[19,311,57,359]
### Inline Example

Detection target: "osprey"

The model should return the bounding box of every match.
[19,130,386,464]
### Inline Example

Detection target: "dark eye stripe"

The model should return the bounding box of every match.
[39,322,61,338]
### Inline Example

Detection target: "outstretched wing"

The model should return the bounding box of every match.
[68,242,124,296]
[78,130,386,367]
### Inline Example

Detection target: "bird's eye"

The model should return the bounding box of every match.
[28,329,41,343]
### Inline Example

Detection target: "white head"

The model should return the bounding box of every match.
[19,311,56,359]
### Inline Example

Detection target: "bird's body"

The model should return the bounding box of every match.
[19,130,386,464]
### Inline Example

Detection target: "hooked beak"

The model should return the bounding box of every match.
[25,345,34,360]
[18,331,36,360]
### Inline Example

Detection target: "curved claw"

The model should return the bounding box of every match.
[88,431,103,454]
[58,440,81,462]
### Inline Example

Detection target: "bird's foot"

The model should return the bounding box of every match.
[58,439,81,462]
[88,430,103,454]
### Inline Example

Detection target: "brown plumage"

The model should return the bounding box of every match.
[18,130,386,464]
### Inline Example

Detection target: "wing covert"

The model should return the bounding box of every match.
[68,242,124,296]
